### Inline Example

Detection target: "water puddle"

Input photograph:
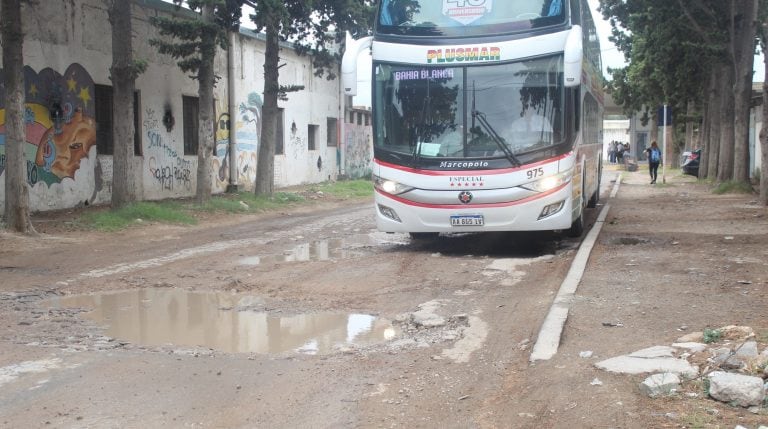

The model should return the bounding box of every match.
[46,289,398,355]
[238,235,394,266]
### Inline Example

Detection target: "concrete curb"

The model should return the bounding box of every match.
[529,173,621,362]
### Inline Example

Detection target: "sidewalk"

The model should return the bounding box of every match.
[559,166,768,426]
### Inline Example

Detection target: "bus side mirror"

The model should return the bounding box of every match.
[564,25,583,88]
[342,32,373,96]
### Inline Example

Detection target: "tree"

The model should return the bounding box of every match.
[150,0,241,205]
[109,0,146,209]
[731,0,759,184]
[1,0,34,233]
[243,0,373,196]
[600,0,760,185]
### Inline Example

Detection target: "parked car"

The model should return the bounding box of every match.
[681,149,701,177]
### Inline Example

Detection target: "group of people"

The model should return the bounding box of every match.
[608,140,630,164]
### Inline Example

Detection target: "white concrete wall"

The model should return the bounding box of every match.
[229,30,342,190]
[1,0,344,213]
[750,104,763,178]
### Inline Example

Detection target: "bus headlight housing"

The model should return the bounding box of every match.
[521,171,571,193]
[374,176,414,195]
[539,200,565,219]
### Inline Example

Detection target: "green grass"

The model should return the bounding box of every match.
[77,180,371,232]
[307,179,373,198]
[82,201,197,231]
[712,180,754,195]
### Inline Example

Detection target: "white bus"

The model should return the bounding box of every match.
[342,0,603,238]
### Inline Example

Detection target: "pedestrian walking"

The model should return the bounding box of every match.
[645,141,661,184]
[616,142,624,164]
[608,141,617,163]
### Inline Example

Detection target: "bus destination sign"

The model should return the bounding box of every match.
[394,69,455,81]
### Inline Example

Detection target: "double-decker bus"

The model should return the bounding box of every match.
[342,0,603,238]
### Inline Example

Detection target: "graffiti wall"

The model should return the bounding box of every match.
[0,64,100,211]
[143,107,195,196]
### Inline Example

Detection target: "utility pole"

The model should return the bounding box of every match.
[662,104,669,184]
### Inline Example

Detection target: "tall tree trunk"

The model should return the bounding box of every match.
[109,0,138,209]
[732,0,758,184]
[707,67,723,181]
[717,65,735,183]
[1,0,33,233]
[194,3,216,205]
[699,98,710,178]
[255,22,280,196]
[761,53,768,205]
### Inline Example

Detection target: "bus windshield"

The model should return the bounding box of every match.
[373,56,565,164]
[378,0,567,36]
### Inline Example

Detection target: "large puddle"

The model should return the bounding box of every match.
[47,289,398,355]
[238,234,407,266]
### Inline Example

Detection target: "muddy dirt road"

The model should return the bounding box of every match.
[1,169,767,428]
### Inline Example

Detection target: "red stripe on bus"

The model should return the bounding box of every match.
[376,183,568,209]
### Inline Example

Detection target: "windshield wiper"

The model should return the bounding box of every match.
[412,90,432,165]
[471,109,521,167]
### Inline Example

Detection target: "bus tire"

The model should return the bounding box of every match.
[409,232,439,240]
[568,179,587,237]
[567,212,584,237]
[587,160,601,208]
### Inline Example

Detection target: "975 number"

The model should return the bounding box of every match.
[526,167,544,180]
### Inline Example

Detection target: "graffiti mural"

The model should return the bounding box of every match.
[144,107,193,192]
[213,111,230,189]
[0,64,97,185]
[235,92,262,187]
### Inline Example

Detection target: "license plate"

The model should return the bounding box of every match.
[450,215,484,226]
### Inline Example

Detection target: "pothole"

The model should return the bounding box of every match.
[611,236,650,246]
[45,288,399,355]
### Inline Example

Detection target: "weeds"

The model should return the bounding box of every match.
[712,181,754,195]
[680,410,717,428]
[82,202,197,231]
[703,328,722,344]
[307,180,373,198]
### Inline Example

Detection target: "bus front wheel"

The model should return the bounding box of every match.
[409,232,439,240]
[567,212,584,237]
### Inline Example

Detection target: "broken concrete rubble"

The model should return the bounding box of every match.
[639,372,681,397]
[707,371,766,408]
[595,325,768,409]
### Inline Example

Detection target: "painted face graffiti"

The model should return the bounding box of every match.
[34,109,96,179]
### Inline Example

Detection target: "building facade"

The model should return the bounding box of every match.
[0,0,370,213]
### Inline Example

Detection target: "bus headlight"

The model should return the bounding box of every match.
[521,171,571,193]
[374,176,414,195]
